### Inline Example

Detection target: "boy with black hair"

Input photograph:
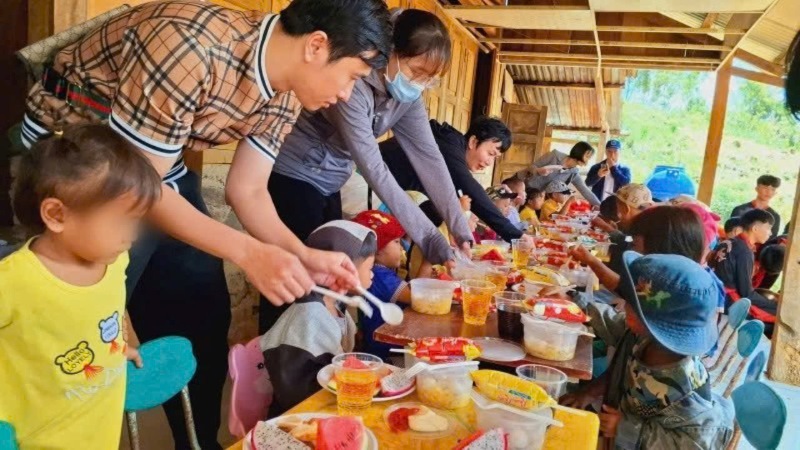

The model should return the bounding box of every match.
[261,221,378,416]
[380,116,527,242]
[724,217,743,239]
[502,177,527,229]
[710,209,778,322]
[730,175,782,237]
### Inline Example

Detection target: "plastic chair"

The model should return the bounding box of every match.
[730,382,787,450]
[708,299,751,372]
[746,351,767,383]
[228,337,273,438]
[125,336,199,450]
[712,320,764,397]
[0,422,17,450]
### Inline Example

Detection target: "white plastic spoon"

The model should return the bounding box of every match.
[311,286,374,318]
[356,286,404,325]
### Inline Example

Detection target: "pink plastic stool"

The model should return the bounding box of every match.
[228,337,273,438]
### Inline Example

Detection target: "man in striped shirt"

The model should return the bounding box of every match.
[21,1,391,448]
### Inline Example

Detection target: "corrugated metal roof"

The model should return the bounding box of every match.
[740,1,800,65]
[507,64,632,131]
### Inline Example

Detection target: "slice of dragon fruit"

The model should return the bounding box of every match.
[453,428,509,450]
[379,371,415,397]
[245,422,308,450]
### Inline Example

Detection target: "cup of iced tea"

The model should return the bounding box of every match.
[483,261,511,295]
[511,239,534,269]
[494,291,526,341]
[461,279,496,325]
[332,353,383,416]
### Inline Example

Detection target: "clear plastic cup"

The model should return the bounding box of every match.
[495,292,526,341]
[332,353,383,416]
[461,279,496,325]
[516,364,568,398]
[511,239,533,269]
[410,278,458,315]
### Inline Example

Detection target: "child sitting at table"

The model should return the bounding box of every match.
[0,124,159,449]
[260,221,377,416]
[598,252,734,449]
[519,187,544,226]
[540,180,576,221]
[351,210,411,360]
[592,196,620,232]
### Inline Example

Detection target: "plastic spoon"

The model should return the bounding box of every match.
[356,286,404,326]
[470,391,564,427]
[311,286,373,318]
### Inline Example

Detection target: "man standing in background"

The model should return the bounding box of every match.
[585,139,631,201]
[730,174,782,237]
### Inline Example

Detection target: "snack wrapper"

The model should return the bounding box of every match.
[471,370,555,410]
[408,337,481,362]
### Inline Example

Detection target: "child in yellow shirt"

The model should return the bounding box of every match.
[0,125,161,449]
[540,180,576,221]
[519,187,545,226]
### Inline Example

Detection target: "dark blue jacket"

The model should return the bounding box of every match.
[585,160,632,200]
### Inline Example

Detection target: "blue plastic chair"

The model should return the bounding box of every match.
[746,351,767,383]
[125,336,199,450]
[731,382,787,450]
[709,298,752,373]
[0,422,17,450]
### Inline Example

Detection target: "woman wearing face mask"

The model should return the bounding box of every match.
[235,9,474,332]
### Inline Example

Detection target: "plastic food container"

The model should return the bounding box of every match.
[416,362,479,410]
[474,400,552,450]
[521,315,586,361]
[410,279,457,315]
[523,280,573,297]
[593,242,612,259]
[516,364,568,398]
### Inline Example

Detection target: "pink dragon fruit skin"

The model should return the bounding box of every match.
[379,372,415,397]
[454,428,508,450]
[246,422,308,450]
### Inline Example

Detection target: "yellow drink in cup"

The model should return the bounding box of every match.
[485,269,507,295]
[511,239,533,269]
[462,279,496,325]
[332,353,382,416]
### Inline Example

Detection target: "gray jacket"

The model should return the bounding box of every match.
[519,150,601,206]
[273,71,472,264]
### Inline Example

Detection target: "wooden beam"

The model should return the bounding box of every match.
[551,126,621,135]
[718,2,779,71]
[499,52,720,64]
[514,81,624,90]
[736,49,785,76]
[731,66,785,87]
[478,37,729,51]
[500,51,597,60]
[697,57,732,204]
[595,25,746,34]
[499,58,717,71]
[768,168,800,386]
[701,12,719,29]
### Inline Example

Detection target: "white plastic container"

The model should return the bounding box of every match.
[474,401,552,450]
[416,362,479,410]
[410,279,457,315]
[521,314,586,361]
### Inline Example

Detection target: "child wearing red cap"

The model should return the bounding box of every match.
[352,210,411,360]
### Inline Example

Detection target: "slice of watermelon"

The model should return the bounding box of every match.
[480,248,506,262]
[317,417,366,450]
[453,428,508,450]
[343,355,369,370]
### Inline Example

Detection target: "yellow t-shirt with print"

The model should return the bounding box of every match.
[519,206,539,226]
[0,241,129,449]
[540,199,564,221]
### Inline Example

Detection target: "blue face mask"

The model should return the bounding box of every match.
[385,57,424,103]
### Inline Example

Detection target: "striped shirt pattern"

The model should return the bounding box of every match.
[23,0,301,182]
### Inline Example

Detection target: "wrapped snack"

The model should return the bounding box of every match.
[520,266,570,287]
[534,254,579,269]
[471,370,554,410]
[407,338,481,363]
[523,298,588,323]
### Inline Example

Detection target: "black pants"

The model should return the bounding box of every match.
[126,170,230,450]
[258,172,342,333]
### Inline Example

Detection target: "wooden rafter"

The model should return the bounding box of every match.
[701,12,719,29]
[595,25,746,34]
[477,37,731,51]
[499,59,717,71]
[731,66,785,87]
[514,81,624,90]
[736,49,785,75]
[718,1,780,70]
[499,51,720,65]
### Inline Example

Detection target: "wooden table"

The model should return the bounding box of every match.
[374,306,594,380]
[226,390,599,450]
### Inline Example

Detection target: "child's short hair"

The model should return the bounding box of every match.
[759,244,786,275]
[629,205,706,263]
[501,176,525,191]
[419,200,444,228]
[756,174,781,188]
[526,187,544,200]
[741,209,775,230]
[13,124,161,232]
[724,217,742,233]
[598,196,618,221]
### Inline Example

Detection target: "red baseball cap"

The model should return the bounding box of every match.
[351,210,406,251]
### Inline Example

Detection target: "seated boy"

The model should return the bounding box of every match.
[709,209,778,322]
[260,221,377,416]
[565,252,733,449]
[519,187,544,227]
[540,181,575,221]
[352,210,411,360]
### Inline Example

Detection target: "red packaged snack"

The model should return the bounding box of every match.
[480,248,506,262]
[533,238,568,252]
[535,254,579,269]
[523,297,588,323]
[569,199,591,213]
[408,337,481,362]
[585,230,609,242]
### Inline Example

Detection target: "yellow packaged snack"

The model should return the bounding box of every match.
[471,370,555,410]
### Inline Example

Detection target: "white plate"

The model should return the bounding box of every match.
[317,364,415,402]
[473,337,527,362]
[265,413,378,450]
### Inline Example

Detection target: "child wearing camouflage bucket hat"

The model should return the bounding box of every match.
[600,251,734,450]
[260,220,379,416]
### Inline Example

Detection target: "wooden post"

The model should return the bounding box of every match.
[768,168,800,386]
[697,57,732,204]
